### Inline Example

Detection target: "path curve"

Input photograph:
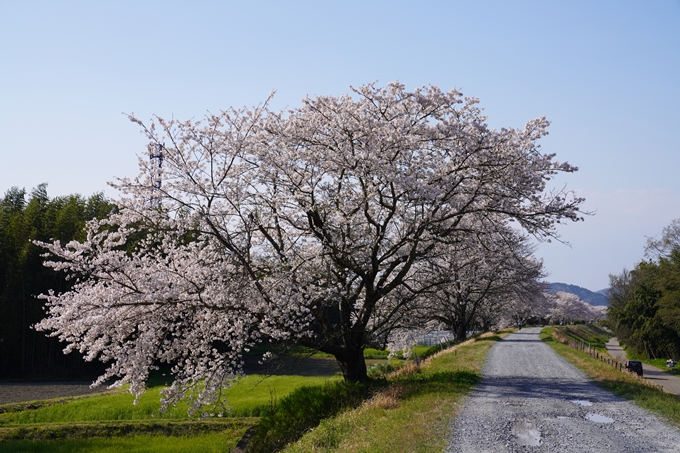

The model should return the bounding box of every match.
[447,327,680,453]
[604,337,627,361]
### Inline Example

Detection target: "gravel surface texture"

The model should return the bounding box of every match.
[447,327,680,452]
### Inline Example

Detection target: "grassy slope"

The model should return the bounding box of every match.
[541,326,680,426]
[553,324,613,352]
[282,332,507,453]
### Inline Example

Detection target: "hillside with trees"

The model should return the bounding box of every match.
[548,282,609,306]
[0,184,114,378]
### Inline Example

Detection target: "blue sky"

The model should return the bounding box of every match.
[1,0,679,291]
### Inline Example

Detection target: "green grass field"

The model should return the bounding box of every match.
[0,371,341,452]
[0,375,340,426]
[0,431,240,453]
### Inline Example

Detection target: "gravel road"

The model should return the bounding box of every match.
[447,327,680,452]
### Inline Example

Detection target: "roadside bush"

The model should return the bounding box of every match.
[413,339,464,361]
[367,360,404,379]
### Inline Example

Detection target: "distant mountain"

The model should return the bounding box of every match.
[548,283,609,306]
[595,288,610,297]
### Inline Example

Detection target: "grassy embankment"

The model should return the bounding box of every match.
[0,429,245,453]
[275,332,508,453]
[551,324,612,353]
[542,325,680,426]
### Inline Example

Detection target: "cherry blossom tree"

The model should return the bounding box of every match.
[548,291,602,325]
[498,284,551,330]
[411,222,547,340]
[36,83,585,408]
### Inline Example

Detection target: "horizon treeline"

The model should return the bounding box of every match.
[0,184,114,379]
[607,219,680,360]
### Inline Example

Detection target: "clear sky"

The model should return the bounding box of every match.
[1,0,679,292]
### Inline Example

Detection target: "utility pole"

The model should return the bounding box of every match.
[149,143,164,207]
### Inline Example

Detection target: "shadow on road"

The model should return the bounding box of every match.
[473,375,622,403]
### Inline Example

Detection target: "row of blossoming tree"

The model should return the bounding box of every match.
[35,83,585,412]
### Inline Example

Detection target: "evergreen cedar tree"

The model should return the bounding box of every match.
[35,83,585,413]
[0,185,113,378]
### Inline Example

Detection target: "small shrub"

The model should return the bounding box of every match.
[420,345,445,359]
[367,360,404,379]
[387,362,421,379]
[412,341,459,361]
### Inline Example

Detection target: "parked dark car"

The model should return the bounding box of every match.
[625,360,643,376]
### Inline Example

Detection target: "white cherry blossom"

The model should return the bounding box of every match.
[36,83,585,410]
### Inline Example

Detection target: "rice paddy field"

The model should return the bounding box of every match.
[0,361,343,452]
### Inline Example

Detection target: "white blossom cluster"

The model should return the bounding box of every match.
[36,212,308,413]
[35,82,585,410]
[546,291,606,325]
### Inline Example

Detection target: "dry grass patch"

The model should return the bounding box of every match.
[366,384,407,410]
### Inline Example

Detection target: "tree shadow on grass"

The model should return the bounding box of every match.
[401,370,480,397]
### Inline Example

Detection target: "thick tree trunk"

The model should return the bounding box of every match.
[454,324,468,342]
[334,347,368,382]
